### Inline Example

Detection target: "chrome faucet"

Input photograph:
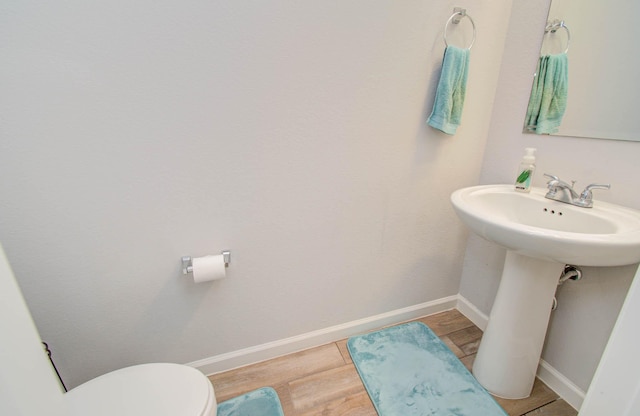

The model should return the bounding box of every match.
[544,174,610,208]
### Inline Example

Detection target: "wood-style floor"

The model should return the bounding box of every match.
[208,309,578,416]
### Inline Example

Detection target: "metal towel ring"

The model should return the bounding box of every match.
[443,9,476,50]
[544,19,570,54]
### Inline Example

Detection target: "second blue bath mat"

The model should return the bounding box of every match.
[347,321,507,416]
[217,387,284,416]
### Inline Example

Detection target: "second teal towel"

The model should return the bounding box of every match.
[427,45,470,135]
[524,53,568,134]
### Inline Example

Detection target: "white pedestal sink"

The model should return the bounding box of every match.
[451,184,640,399]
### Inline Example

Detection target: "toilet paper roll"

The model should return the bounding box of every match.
[191,254,226,283]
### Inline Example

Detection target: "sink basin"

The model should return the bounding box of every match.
[451,184,640,266]
[450,184,640,399]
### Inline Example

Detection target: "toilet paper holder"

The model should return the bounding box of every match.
[181,251,231,275]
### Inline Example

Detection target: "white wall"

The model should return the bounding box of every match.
[460,0,640,393]
[0,1,512,388]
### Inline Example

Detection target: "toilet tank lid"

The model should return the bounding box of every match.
[65,363,215,416]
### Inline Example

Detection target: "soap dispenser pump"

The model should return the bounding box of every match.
[515,148,536,192]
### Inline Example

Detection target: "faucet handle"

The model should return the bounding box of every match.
[544,173,576,189]
[577,183,611,207]
[543,174,561,196]
[580,183,611,198]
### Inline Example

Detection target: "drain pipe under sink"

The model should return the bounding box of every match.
[552,265,582,310]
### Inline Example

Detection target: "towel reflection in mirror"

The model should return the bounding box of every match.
[524,52,568,135]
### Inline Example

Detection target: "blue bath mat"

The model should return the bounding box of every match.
[217,387,284,416]
[348,322,507,415]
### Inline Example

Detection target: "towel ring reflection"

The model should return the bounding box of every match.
[444,9,476,50]
[543,19,570,54]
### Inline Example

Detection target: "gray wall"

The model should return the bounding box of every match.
[460,0,640,392]
[0,1,512,388]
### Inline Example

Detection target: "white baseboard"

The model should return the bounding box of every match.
[537,359,585,411]
[455,294,585,411]
[188,295,458,376]
[456,294,489,330]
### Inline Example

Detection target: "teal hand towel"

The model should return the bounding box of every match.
[524,53,568,134]
[427,45,470,135]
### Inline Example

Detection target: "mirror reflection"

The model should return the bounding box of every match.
[524,0,640,141]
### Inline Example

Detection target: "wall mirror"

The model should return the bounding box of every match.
[523,0,640,141]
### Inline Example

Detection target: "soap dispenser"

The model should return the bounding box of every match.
[515,148,536,192]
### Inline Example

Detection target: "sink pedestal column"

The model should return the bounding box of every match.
[472,251,565,399]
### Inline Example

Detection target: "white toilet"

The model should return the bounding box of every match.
[65,362,216,416]
[0,245,217,416]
